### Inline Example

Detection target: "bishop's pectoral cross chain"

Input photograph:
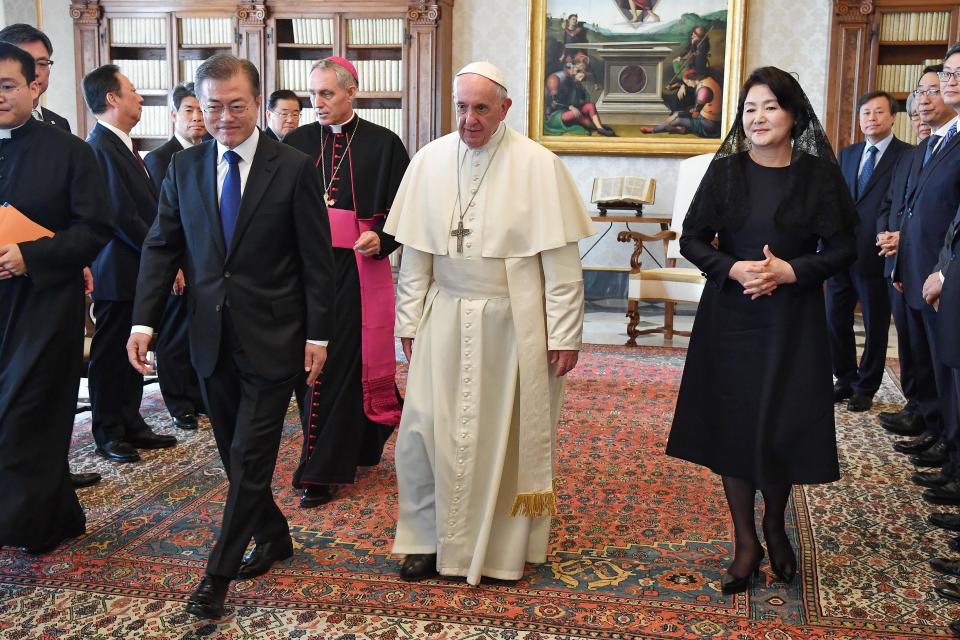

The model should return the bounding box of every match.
[451,219,472,253]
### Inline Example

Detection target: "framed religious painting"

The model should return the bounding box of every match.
[529,0,747,156]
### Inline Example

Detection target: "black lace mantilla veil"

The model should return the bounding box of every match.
[681,69,859,239]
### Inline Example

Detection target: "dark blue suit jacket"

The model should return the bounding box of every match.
[936,209,960,367]
[877,144,920,278]
[144,135,183,194]
[894,127,960,309]
[838,137,912,276]
[86,123,159,301]
[132,135,336,381]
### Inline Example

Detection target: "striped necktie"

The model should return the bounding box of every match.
[857,146,877,199]
[923,134,942,167]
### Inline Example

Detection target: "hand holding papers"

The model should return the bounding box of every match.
[0,202,54,278]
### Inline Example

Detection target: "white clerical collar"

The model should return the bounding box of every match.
[217,127,259,165]
[328,112,356,134]
[97,119,135,154]
[1,116,36,138]
[174,132,196,149]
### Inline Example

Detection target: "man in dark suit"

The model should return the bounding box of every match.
[144,82,208,431]
[264,89,301,141]
[0,24,71,132]
[894,49,960,492]
[83,64,178,464]
[829,90,912,412]
[876,89,939,463]
[127,54,335,619]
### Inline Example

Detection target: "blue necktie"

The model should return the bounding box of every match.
[943,121,958,150]
[923,134,941,167]
[220,150,241,249]
[857,145,877,198]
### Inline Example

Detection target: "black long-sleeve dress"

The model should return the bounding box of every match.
[666,153,857,486]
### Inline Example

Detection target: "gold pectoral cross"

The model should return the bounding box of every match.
[451,219,472,253]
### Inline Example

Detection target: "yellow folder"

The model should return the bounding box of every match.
[0,203,54,244]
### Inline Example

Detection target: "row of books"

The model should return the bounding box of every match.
[179,18,233,46]
[893,112,919,146]
[180,59,202,83]
[355,108,403,138]
[348,19,404,45]
[113,59,168,91]
[353,60,403,93]
[110,18,167,46]
[278,59,319,92]
[876,60,942,94]
[131,106,171,138]
[291,18,335,46]
[880,11,951,42]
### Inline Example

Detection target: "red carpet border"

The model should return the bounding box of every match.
[0,345,955,639]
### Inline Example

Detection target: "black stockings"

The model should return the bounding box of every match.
[760,483,795,574]
[721,476,763,578]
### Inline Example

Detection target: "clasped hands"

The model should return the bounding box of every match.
[876,231,899,257]
[728,244,797,300]
[922,271,943,311]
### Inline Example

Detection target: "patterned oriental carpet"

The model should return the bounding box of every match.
[0,345,956,639]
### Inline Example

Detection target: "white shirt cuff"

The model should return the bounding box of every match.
[131,325,154,336]
[941,271,946,283]
[307,339,329,347]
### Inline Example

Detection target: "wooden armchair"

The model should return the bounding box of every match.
[618,153,712,345]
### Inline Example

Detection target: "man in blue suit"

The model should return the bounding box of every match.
[894,47,960,492]
[828,90,912,412]
[83,65,178,463]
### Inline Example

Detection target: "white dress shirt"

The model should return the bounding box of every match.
[98,119,150,178]
[174,132,196,149]
[858,132,894,177]
[132,127,327,345]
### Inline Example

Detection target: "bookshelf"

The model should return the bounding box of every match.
[826,0,960,151]
[71,0,454,155]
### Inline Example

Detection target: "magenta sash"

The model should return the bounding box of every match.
[327,207,401,427]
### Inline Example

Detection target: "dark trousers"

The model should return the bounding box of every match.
[826,268,891,395]
[888,281,920,413]
[201,309,294,578]
[88,300,148,447]
[903,303,943,438]
[156,292,203,417]
[918,304,960,476]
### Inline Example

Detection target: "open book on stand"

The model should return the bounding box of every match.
[591,177,656,207]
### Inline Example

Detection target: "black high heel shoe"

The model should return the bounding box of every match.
[763,522,797,584]
[721,547,765,595]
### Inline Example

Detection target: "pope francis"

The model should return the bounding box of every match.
[385,61,594,585]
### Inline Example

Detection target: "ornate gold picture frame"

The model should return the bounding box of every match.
[529,0,747,156]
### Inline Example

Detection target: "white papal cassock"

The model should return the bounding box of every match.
[385,123,594,584]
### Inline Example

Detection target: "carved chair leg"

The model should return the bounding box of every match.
[625,299,640,347]
[664,301,676,341]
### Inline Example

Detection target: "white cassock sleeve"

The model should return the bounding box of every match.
[541,242,584,351]
[395,246,434,339]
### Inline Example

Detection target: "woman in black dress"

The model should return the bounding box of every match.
[666,67,858,594]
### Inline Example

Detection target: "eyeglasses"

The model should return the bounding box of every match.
[270,109,301,120]
[0,82,25,95]
[34,59,53,69]
[914,88,941,97]
[937,71,960,82]
[201,103,254,118]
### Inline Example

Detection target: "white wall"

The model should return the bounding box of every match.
[40,0,77,122]
[453,0,833,268]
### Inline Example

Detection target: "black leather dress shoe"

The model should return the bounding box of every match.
[833,383,854,403]
[882,413,925,436]
[936,579,960,603]
[185,575,229,619]
[127,430,177,449]
[172,413,198,430]
[911,441,949,467]
[846,394,873,412]
[951,619,960,637]
[950,537,960,553]
[914,469,952,488]
[399,553,438,581]
[879,406,913,423]
[931,557,960,577]
[70,472,101,488]
[95,440,140,463]
[924,480,960,505]
[895,434,938,455]
[930,512,960,531]
[237,537,294,580]
[300,485,338,508]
